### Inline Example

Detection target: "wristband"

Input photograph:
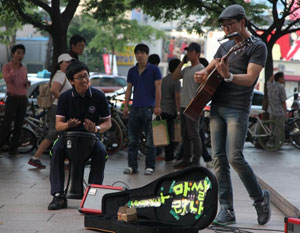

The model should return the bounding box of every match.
[96,126,101,133]
[224,73,233,82]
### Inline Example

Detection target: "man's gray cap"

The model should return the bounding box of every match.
[184,42,201,53]
[218,4,246,21]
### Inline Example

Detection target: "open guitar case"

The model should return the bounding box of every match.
[84,166,218,233]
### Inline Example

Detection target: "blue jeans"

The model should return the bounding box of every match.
[210,105,263,209]
[127,107,155,170]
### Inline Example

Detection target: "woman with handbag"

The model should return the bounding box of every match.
[28,54,74,168]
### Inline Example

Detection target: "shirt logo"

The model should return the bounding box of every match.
[89,106,96,113]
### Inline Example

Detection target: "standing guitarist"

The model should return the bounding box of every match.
[194,4,270,226]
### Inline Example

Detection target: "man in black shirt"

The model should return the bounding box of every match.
[194,4,270,226]
[48,62,111,210]
[69,35,86,61]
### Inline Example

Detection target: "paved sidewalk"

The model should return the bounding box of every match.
[0,143,291,233]
[244,142,300,217]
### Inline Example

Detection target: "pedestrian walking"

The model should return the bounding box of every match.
[28,53,74,169]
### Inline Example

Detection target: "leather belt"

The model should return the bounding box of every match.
[7,93,27,98]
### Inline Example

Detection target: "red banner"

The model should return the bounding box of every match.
[103,54,111,74]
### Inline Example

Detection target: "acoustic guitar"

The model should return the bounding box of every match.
[183,37,253,121]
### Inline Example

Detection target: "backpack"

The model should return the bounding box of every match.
[37,78,67,109]
[37,82,52,109]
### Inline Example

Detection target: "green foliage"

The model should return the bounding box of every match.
[68,13,165,71]
[84,0,165,52]
[84,0,132,22]
[130,0,269,34]
[0,2,23,46]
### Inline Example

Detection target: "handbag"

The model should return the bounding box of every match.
[152,117,170,146]
[173,119,181,142]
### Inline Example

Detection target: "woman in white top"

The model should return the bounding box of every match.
[28,54,74,168]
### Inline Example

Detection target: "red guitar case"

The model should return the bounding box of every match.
[84,166,218,232]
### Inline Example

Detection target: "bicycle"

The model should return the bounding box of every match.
[0,100,39,154]
[247,109,284,152]
[9,101,49,154]
[285,109,300,149]
[101,93,147,155]
[100,94,128,155]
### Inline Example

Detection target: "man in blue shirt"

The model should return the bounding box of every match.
[48,62,111,210]
[123,44,162,175]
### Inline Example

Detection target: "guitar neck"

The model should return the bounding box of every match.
[184,38,251,121]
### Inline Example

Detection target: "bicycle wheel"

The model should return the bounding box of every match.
[101,117,123,155]
[257,120,284,152]
[289,134,300,149]
[16,126,37,154]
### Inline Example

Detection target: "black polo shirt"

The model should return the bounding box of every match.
[56,87,110,132]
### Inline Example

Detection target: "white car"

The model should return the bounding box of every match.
[89,73,127,93]
[0,77,50,104]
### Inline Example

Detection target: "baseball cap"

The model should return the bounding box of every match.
[218,4,246,21]
[184,42,201,53]
[58,53,74,63]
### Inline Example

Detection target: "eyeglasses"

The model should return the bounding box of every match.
[220,21,238,30]
[73,73,89,81]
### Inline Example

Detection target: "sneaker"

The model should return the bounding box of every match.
[213,208,236,225]
[253,190,271,225]
[123,167,138,175]
[28,158,46,169]
[48,195,67,210]
[144,168,154,175]
[173,161,191,169]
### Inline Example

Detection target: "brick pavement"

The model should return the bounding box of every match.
[0,144,289,233]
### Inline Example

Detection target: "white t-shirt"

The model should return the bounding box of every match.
[51,70,72,105]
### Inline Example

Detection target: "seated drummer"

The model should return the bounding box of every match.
[48,61,111,210]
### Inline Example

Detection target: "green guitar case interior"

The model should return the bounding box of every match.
[84,166,218,232]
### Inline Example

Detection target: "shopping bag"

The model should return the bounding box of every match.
[152,118,170,146]
[173,119,181,142]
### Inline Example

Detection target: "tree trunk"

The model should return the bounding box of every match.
[50,31,68,75]
[262,45,274,119]
[45,36,53,71]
